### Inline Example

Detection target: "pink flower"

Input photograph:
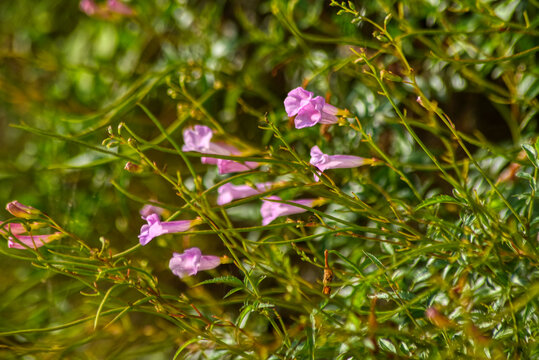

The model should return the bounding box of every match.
[6,201,42,219]
[182,125,259,174]
[310,146,367,180]
[107,0,134,15]
[216,159,258,175]
[217,182,273,205]
[284,87,339,129]
[182,125,215,153]
[1,223,61,249]
[79,0,134,17]
[260,196,316,225]
[80,0,99,15]
[138,214,198,246]
[169,247,221,278]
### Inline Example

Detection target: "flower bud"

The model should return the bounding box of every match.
[124,162,142,173]
[6,201,42,219]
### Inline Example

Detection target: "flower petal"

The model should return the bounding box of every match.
[182,125,214,153]
[8,232,62,249]
[217,159,259,174]
[261,196,315,225]
[284,87,313,117]
[294,97,326,129]
[139,214,196,246]
[217,182,272,205]
[6,201,42,219]
[169,248,220,279]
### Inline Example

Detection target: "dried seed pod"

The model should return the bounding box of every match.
[323,250,333,295]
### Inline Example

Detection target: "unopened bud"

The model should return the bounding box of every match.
[425,307,454,329]
[117,122,124,135]
[124,162,142,173]
[6,201,42,219]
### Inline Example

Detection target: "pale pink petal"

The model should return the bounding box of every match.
[198,255,221,271]
[139,214,196,246]
[284,87,314,117]
[261,196,315,225]
[169,247,220,278]
[182,125,214,153]
[217,182,272,205]
[8,233,61,249]
[310,146,366,172]
[217,159,259,174]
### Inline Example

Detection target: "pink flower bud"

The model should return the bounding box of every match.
[6,201,42,219]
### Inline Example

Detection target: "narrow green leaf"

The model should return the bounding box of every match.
[223,287,243,299]
[330,250,364,277]
[94,284,123,330]
[195,276,244,288]
[522,144,539,168]
[363,251,384,269]
[415,195,462,211]
[237,305,253,329]
[172,338,199,360]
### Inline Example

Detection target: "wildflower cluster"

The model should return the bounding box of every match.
[1,201,62,249]
[2,87,367,280]
[130,87,367,277]
[2,0,537,357]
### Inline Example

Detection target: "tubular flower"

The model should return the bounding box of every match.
[182,125,258,174]
[284,87,339,129]
[310,146,368,180]
[217,182,273,205]
[138,214,198,246]
[1,223,62,249]
[260,196,316,226]
[6,201,42,219]
[169,247,221,278]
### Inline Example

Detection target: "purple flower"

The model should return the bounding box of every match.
[217,182,273,205]
[310,146,367,181]
[260,196,316,226]
[1,223,61,249]
[284,87,339,129]
[310,146,366,172]
[6,201,42,219]
[138,214,198,246]
[182,125,215,153]
[182,125,259,174]
[169,247,221,278]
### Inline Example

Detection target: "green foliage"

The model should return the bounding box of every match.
[1,0,538,359]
